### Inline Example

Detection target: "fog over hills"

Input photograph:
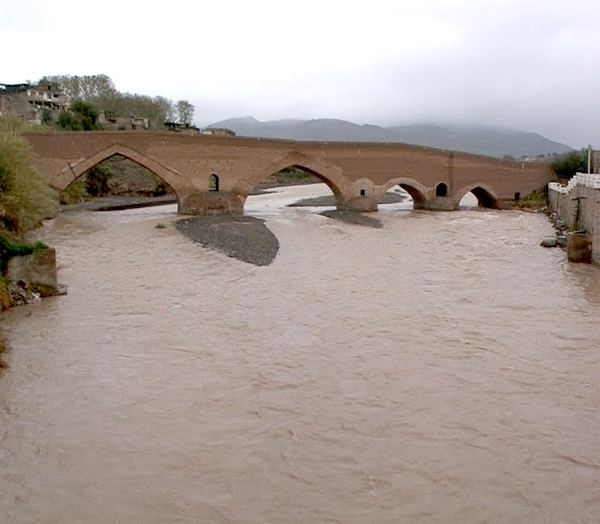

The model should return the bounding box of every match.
[208,117,573,159]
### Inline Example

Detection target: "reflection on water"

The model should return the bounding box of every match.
[1,185,599,524]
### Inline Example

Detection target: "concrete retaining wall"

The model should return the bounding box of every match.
[548,173,600,264]
[6,247,60,297]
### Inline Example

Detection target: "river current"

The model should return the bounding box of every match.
[1,185,599,524]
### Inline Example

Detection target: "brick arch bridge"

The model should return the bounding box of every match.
[24,131,553,214]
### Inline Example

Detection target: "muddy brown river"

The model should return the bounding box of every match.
[1,185,599,523]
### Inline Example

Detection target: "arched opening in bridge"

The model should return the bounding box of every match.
[244,165,337,215]
[378,182,427,212]
[209,173,219,192]
[436,183,448,197]
[60,154,176,206]
[459,187,498,209]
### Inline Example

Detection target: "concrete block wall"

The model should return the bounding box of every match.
[6,248,59,297]
[548,173,600,264]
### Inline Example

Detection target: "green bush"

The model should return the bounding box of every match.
[517,187,548,209]
[60,177,90,204]
[40,109,54,126]
[70,100,100,130]
[0,163,9,192]
[551,150,587,180]
[0,236,48,275]
[0,115,58,235]
[57,110,81,130]
[57,100,102,131]
[85,165,113,196]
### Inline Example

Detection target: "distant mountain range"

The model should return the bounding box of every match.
[207,117,572,158]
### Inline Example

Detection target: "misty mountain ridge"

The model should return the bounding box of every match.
[208,117,572,158]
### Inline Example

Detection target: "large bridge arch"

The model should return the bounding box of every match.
[52,144,186,199]
[234,155,348,206]
[261,158,346,199]
[454,183,500,209]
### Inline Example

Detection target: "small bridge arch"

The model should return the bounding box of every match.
[455,183,500,209]
[378,178,430,208]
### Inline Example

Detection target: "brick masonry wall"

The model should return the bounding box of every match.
[24,131,553,212]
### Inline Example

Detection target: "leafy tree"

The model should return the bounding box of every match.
[57,110,80,130]
[100,93,175,128]
[70,100,100,130]
[42,74,116,102]
[41,73,176,129]
[551,150,587,180]
[155,96,175,124]
[57,100,101,131]
[40,109,54,126]
[176,100,195,125]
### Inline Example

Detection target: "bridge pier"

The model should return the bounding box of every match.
[178,192,466,215]
[179,191,243,216]
[418,196,460,211]
[339,195,379,212]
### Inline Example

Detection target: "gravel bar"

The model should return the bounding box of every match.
[175,215,280,266]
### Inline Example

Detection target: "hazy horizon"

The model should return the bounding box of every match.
[3,0,598,148]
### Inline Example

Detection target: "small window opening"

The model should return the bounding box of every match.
[436,183,448,197]
[514,192,520,201]
[360,189,366,196]
[209,173,219,192]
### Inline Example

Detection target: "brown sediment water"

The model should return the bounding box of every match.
[1,185,599,524]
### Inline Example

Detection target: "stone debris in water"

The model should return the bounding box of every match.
[540,237,558,248]
[8,280,42,306]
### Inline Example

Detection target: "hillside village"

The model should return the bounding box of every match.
[0,80,233,136]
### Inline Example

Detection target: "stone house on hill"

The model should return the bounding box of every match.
[202,127,236,137]
[98,111,149,130]
[0,82,69,122]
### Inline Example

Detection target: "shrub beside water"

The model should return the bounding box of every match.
[0,114,57,308]
[0,115,58,236]
[551,150,587,181]
[516,187,548,209]
[60,177,90,204]
[0,237,48,273]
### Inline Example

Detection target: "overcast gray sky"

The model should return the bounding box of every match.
[3,0,599,147]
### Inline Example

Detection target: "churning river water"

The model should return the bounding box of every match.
[1,185,599,524]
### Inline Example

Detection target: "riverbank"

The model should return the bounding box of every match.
[61,194,177,212]
[0,324,8,373]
